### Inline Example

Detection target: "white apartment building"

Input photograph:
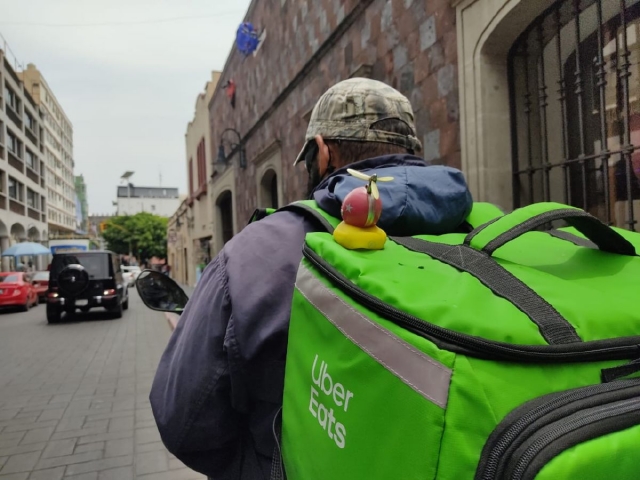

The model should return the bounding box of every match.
[116,186,180,217]
[20,64,76,237]
[0,49,48,269]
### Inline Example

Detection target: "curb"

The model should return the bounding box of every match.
[165,312,180,331]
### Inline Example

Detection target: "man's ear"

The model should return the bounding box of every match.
[315,135,330,177]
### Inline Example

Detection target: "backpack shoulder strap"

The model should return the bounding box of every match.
[464,202,506,229]
[249,200,340,234]
[248,208,277,225]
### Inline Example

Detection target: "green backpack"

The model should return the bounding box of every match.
[260,200,640,480]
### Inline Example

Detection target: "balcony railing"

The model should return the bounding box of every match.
[25,128,38,146]
[24,90,37,110]
[6,107,22,130]
[3,58,20,84]
[26,167,38,184]
[9,199,24,215]
[8,151,24,173]
[28,207,39,221]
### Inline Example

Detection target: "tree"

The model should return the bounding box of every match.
[102,213,168,261]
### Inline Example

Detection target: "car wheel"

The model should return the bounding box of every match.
[110,302,123,319]
[46,304,62,324]
[21,301,29,312]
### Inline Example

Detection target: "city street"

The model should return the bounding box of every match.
[0,291,205,480]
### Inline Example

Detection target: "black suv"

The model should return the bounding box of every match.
[46,251,129,323]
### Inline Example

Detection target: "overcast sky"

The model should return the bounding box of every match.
[0,0,252,214]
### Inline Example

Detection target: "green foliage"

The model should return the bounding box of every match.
[102,213,168,261]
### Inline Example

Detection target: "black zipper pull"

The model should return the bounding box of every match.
[601,357,640,383]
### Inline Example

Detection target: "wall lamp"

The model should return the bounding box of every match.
[216,128,247,169]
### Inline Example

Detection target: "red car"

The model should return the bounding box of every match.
[0,272,39,311]
[32,271,50,301]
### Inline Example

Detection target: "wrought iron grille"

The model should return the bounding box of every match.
[509,0,640,230]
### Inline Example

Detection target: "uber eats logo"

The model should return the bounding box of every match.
[309,354,354,449]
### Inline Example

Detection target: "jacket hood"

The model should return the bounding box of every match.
[312,154,473,236]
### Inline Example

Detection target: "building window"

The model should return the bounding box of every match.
[25,149,37,171]
[41,196,46,212]
[7,130,21,158]
[27,188,38,209]
[260,169,279,209]
[197,138,207,188]
[217,190,234,245]
[8,177,23,201]
[189,158,194,194]
[4,83,19,112]
[509,0,640,230]
[25,111,36,132]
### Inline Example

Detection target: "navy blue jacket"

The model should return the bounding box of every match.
[149,155,473,479]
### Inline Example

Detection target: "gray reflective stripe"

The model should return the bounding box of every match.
[296,265,452,408]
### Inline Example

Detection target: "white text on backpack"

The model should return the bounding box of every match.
[309,354,353,449]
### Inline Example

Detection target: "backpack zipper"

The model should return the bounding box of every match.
[303,245,640,361]
[507,396,640,480]
[476,379,640,480]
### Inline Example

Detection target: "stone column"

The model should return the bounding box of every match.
[0,237,11,272]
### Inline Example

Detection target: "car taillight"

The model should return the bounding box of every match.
[103,289,116,296]
[48,292,59,298]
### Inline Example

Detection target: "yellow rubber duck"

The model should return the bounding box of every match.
[333,169,393,250]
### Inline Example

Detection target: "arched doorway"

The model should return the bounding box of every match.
[28,227,40,242]
[260,169,279,209]
[216,191,234,247]
[10,223,26,243]
[508,0,640,229]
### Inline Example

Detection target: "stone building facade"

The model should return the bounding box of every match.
[205,0,460,255]
[186,0,640,269]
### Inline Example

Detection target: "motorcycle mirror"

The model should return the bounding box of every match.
[135,270,189,313]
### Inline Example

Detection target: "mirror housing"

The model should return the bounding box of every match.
[135,270,189,313]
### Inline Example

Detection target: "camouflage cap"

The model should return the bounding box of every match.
[294,78,422,166]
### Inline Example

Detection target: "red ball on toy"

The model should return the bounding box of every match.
[341,186,382,228]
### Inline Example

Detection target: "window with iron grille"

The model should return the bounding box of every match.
[509,0,640,230]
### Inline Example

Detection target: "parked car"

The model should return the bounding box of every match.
[46,251,129,324]
[32,271,50,301]
[122,266,141,288]
[0,272,39,311]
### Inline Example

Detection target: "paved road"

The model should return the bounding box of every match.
[0,291,206,480]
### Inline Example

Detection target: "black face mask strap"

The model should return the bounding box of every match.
[305,140,337,175]
[304,142,319,174]
[326,149,336,174]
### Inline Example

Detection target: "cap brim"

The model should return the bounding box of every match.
[293,140,313,166]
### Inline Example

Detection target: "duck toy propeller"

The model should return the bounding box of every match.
[333,169,394,250]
